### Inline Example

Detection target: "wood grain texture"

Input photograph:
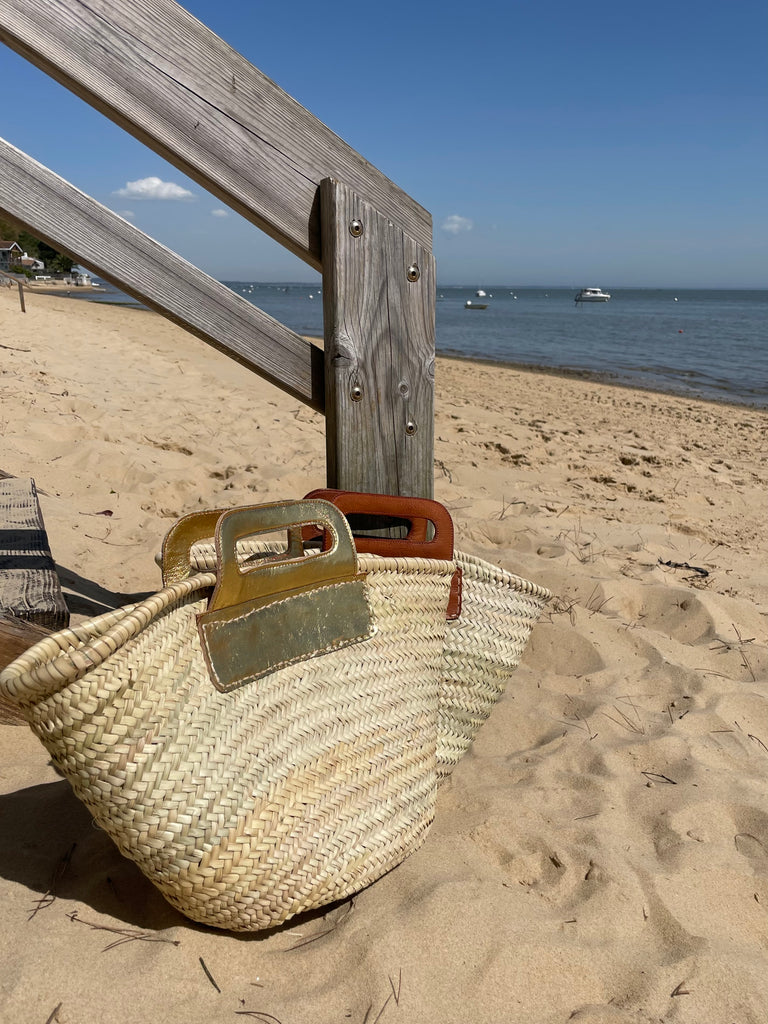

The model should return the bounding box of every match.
[0,478,69,632]
[0,0,431,268]
[0,137,325,409]
[321,179,435,498]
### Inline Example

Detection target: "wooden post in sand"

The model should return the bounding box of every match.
[0,0,435,498]
[0,271,26,311]
[321,180,436,498]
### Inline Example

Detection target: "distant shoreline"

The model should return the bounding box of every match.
[26,279,768,295]
[434,351,765,412]
[18,282,766,411]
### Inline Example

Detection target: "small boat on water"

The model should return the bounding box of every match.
[475,289,487,297]
[465,300,488,310]
[575,287,611,303]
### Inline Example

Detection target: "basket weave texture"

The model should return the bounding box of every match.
[187,541,551,782]
[440,551,550,779]
[0,553,454,932]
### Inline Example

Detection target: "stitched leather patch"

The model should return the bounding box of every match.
[198,577,373,693]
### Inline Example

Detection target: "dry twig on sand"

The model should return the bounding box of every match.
[28,844,76,920]
[234,1013,282,1022]
[65,910,181,952]
[199,957,221,993]
[283,899,354,951]
[362,972,403,1024]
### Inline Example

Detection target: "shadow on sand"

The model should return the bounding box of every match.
[0,776,354,943]
[56,564,153,619]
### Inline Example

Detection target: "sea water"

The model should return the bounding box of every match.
[80,282,768,408]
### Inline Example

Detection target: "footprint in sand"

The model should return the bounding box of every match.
[734,833,768,861]
[601,580,716,645]
[523,622,604,675]
[537,542,567,558]
[474,829,570,891]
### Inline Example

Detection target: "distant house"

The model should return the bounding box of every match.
[21,253,46,272]
[0,240,24,271]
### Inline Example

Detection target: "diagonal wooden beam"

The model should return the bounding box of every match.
[0,136,325,409]
[0,0,432,268]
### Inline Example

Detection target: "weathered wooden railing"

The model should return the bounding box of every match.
[0,269,27,311]
[0,0,435,498]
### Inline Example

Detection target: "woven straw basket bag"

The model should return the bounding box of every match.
[306,492,552,780]
[0,499,455,932]
[187,490,551,783]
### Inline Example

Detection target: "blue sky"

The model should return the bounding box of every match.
[2,0,766,287]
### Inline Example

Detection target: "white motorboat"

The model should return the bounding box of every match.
[575,287,611,303]
[475,289,487,297]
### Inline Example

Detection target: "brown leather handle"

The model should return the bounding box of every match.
[303,488,454,559]
[303,489,462,619]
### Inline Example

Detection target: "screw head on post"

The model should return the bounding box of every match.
[406,264,420,282]
[349,219,364,237]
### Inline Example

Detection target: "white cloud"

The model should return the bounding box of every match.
[441,214,473,235]
[211,208,229,218]
[114,176,194,200]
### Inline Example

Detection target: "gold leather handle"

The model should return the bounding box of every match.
[161,508,229,585]
[196,500,372,692]
[161,505,307,586]
[208,500,361,613]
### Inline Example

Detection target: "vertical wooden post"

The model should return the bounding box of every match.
[321,178,435,498]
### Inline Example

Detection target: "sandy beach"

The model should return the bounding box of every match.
[1,283,767,1023]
